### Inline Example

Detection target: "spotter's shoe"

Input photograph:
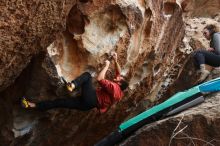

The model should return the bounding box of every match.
[198,69,210,83]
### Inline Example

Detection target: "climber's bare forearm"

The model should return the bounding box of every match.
[114,60,121,75]
[97,60,110,81]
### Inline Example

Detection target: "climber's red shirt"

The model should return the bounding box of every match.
[96,79,124,113]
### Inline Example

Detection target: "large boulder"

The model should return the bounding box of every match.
[0,0,220,146]
[0,0,76,91]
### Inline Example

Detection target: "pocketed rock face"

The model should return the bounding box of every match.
[24,0,185,146]
[0,0,76,91]
[182,0,220,17]
[49,0,185,101]
[120,0,220,145]
[1,0,220,146]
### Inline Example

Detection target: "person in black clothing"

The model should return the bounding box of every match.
[193,24,220,82]
[21,53,129,112]
[29,72,98,111]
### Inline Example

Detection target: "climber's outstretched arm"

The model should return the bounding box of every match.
[97,60,110,81]
[112,52,121,76]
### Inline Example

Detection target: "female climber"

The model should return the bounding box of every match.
[193,24,220,82]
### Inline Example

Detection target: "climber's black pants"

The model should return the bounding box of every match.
[36,72,98,111]
[193,49,220,68]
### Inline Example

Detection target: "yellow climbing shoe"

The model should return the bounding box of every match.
[66,82,74,92]
[21,97,29,108]
[61,76,74,92]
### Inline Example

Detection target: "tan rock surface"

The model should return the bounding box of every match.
[0,0,219,146]
[0,0,76,91]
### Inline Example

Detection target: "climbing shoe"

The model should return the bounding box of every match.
[21,97,30,108]
[61,76,76,92]
[66,82,74,92]
[61,76,74,92]
[198,70,210,82]
[198,65,210,83]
